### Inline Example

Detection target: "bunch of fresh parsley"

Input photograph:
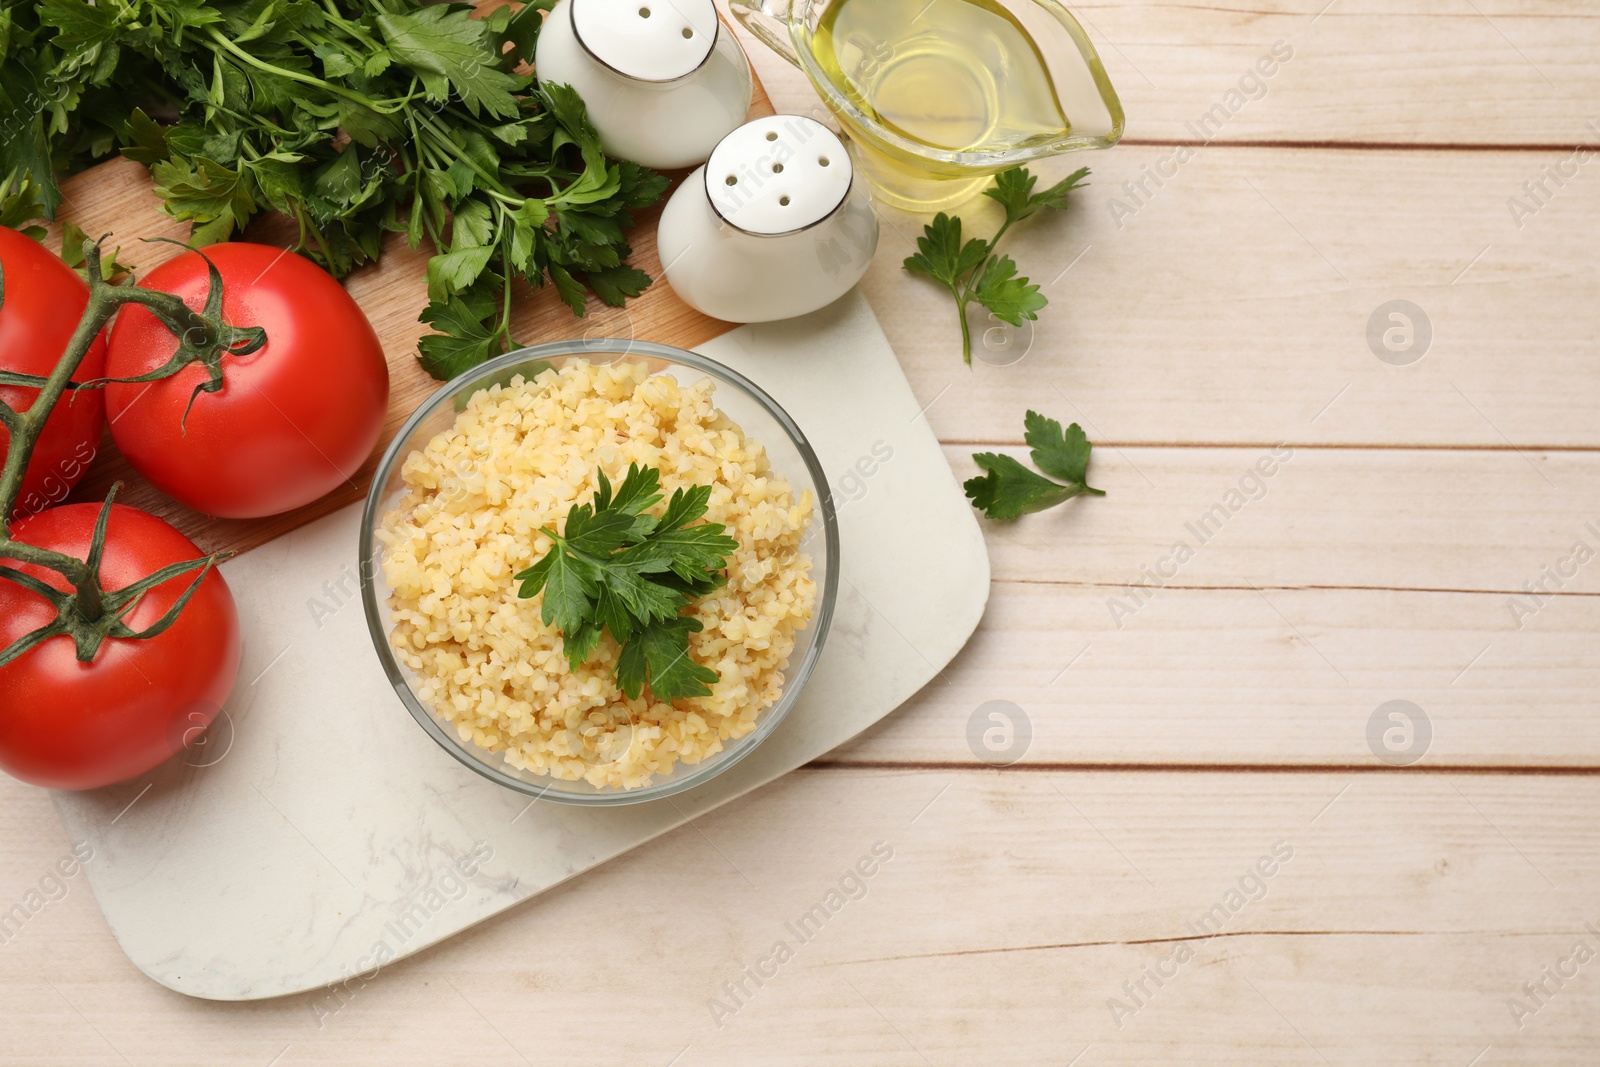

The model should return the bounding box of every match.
[515,464,739,703]
[0,0,667,380]
[966,410,1104,519]
[904,165,1089,365]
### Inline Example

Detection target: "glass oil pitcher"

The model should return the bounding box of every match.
[727,0,1124,212]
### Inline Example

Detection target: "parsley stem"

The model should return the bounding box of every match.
[292,201,335,265]
[317,0,387,52]
[956,289,974,366]
[415,115,521,204]
[498,242,516,347]
[412,128,445,173]
[482,187,527,207]
[414,118,541,214]
[989,218,1017,254]
[422,212,443,252]
[958,219,1014,307]
[953,218,1017,366]
[204,27,406,115]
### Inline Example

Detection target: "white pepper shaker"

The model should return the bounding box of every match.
[656,115,880,323]
[534,0,753,170]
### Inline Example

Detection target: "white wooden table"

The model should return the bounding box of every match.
[5,3,1599,1062]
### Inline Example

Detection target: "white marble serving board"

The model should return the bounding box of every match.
[51,290,989,1001]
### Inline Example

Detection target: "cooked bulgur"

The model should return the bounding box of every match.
[376,361,816,789]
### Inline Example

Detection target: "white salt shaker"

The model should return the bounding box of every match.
[657,115,880,323]
[534,0,753,170]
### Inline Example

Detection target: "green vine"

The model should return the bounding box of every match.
[0,237,266,667]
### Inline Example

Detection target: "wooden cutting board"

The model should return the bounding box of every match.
[47,67,774,559]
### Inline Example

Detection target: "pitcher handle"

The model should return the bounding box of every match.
[726,0,802,68]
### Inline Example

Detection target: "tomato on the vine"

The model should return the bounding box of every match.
[0,227,106,520]
[104,243,389,519]
[0,503,240,790]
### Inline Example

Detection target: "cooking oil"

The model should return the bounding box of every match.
[810,0,1070,154]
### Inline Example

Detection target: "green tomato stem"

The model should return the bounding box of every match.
[0,242,126,554]
[0,238,252,664]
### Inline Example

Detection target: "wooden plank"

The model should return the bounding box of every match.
[741,1,1600,147]
[47,84,773,558]
[672,770,1600,1065]
[853,144,1600,449]
[1078,0,1600,148]
[802,437,1600,772]
[946,446,1600,595]
[829,580,1600,767]
[4,768,1597,1062]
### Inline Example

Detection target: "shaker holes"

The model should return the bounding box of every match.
[779,196,791,206]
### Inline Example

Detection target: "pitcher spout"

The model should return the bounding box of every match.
[727,0,803,68]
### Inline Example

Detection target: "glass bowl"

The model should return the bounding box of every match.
[358,339,839,806]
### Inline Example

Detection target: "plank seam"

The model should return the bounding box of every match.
[803,761,1600,775]
[996,579,1600,599]
[835,929,1550,968]
[939,441,1600,453]
[1120,138,1600,153]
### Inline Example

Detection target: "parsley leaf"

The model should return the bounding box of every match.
[2,0,668,384]
[563,618,604,667]
[604,463,664,519]
[514,465,738,702]
[1023,166,1092,213]
[970,254,1046,326]
[60,222,135,283]
[618,617,719,703]
[965,410,1105,520]
[149,155,256,245]
[516,537,599,638]
[599,564,687,625]
[563,507,639,559]
[417,284,505,381]
[1024,410,1098,489]
[492,0,557,65]
[654,485,714,534]
[621,522,741,583]
[903,212,989,293]
[0,178,49,241]
[983,165,1091,226]
[903,165,1089,365]
[374,7,523,120]
[965,454,1084,520]
[424,245,495,303]
[546,263,590,317]
[586,265,652,307]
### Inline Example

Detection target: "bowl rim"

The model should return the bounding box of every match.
[358,338,841,806]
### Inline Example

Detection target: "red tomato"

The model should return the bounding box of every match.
[0,227,107,520]
[104,243,389,519]
[0,503,240,790]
